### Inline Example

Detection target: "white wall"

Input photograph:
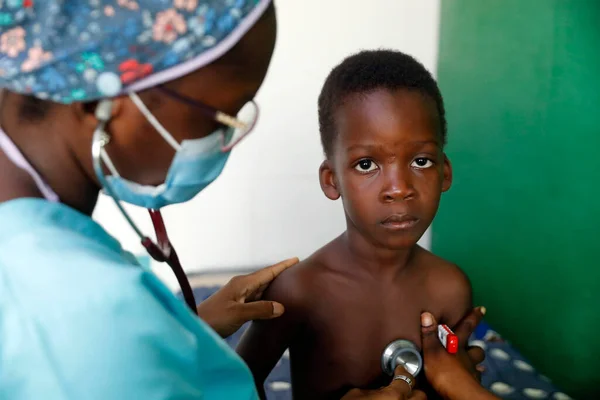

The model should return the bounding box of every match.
[93,0,441,288]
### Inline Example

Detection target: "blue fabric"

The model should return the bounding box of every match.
[105,126,231,209]
[191,286,575,400]
[0,198,258,400]
[0,0,265,103]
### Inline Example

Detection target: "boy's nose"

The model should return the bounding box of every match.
[380,169,415,202]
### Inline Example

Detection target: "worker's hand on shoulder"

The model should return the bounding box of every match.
[196,257,299,337]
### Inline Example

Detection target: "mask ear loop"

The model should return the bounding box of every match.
[129,92,181,151]
[91,99,198,314]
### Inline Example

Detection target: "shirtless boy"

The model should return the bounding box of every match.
[237,49,472,399]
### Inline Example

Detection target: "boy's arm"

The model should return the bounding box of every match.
[236,268,305,399]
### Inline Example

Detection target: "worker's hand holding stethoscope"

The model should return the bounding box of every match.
[196,257,299,338]
[341,364,427,400]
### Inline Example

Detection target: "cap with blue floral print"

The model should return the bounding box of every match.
[0,0,271,104]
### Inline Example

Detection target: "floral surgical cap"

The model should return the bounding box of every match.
[0,0,271,103]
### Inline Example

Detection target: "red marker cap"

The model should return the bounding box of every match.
[438,324,459,354]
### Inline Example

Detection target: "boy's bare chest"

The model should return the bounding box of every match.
[291,280,443,397]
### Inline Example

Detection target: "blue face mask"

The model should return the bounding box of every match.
[97,93,232,209]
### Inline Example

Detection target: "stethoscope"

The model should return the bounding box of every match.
[91,100,198,314]
[381,339,423,377]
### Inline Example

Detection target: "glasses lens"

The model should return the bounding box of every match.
[222,101,259,150]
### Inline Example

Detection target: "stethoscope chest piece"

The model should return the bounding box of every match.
[381,339,423,377]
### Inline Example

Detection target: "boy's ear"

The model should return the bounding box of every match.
[442,154,453,192]
[319,160,340,200]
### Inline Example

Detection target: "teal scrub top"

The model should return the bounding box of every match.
[0,198,259,400]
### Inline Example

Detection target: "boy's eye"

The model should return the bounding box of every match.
[411,158,434,169]
[354,159,378,173]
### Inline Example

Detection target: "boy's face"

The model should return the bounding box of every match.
[320,88,452,249]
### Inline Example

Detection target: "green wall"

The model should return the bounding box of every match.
[434,1,600,397]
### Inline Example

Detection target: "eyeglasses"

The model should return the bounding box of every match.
[156,86,259,151]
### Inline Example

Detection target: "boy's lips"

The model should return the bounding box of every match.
[380,214,419,230]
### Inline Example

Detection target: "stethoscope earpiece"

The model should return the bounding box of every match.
[95,99,113,122]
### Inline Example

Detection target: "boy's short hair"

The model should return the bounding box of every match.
[318,49,446,157]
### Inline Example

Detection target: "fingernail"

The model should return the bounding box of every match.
[283,257,299,265]
[421,312,433,327]
[272,303,284,316]
[479,306,487,316]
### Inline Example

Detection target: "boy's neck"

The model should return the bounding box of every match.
[342,228,417,278]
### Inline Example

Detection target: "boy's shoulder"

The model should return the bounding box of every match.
[414,246,473,323]
[263,239,339,311]
[415,246,470,287]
